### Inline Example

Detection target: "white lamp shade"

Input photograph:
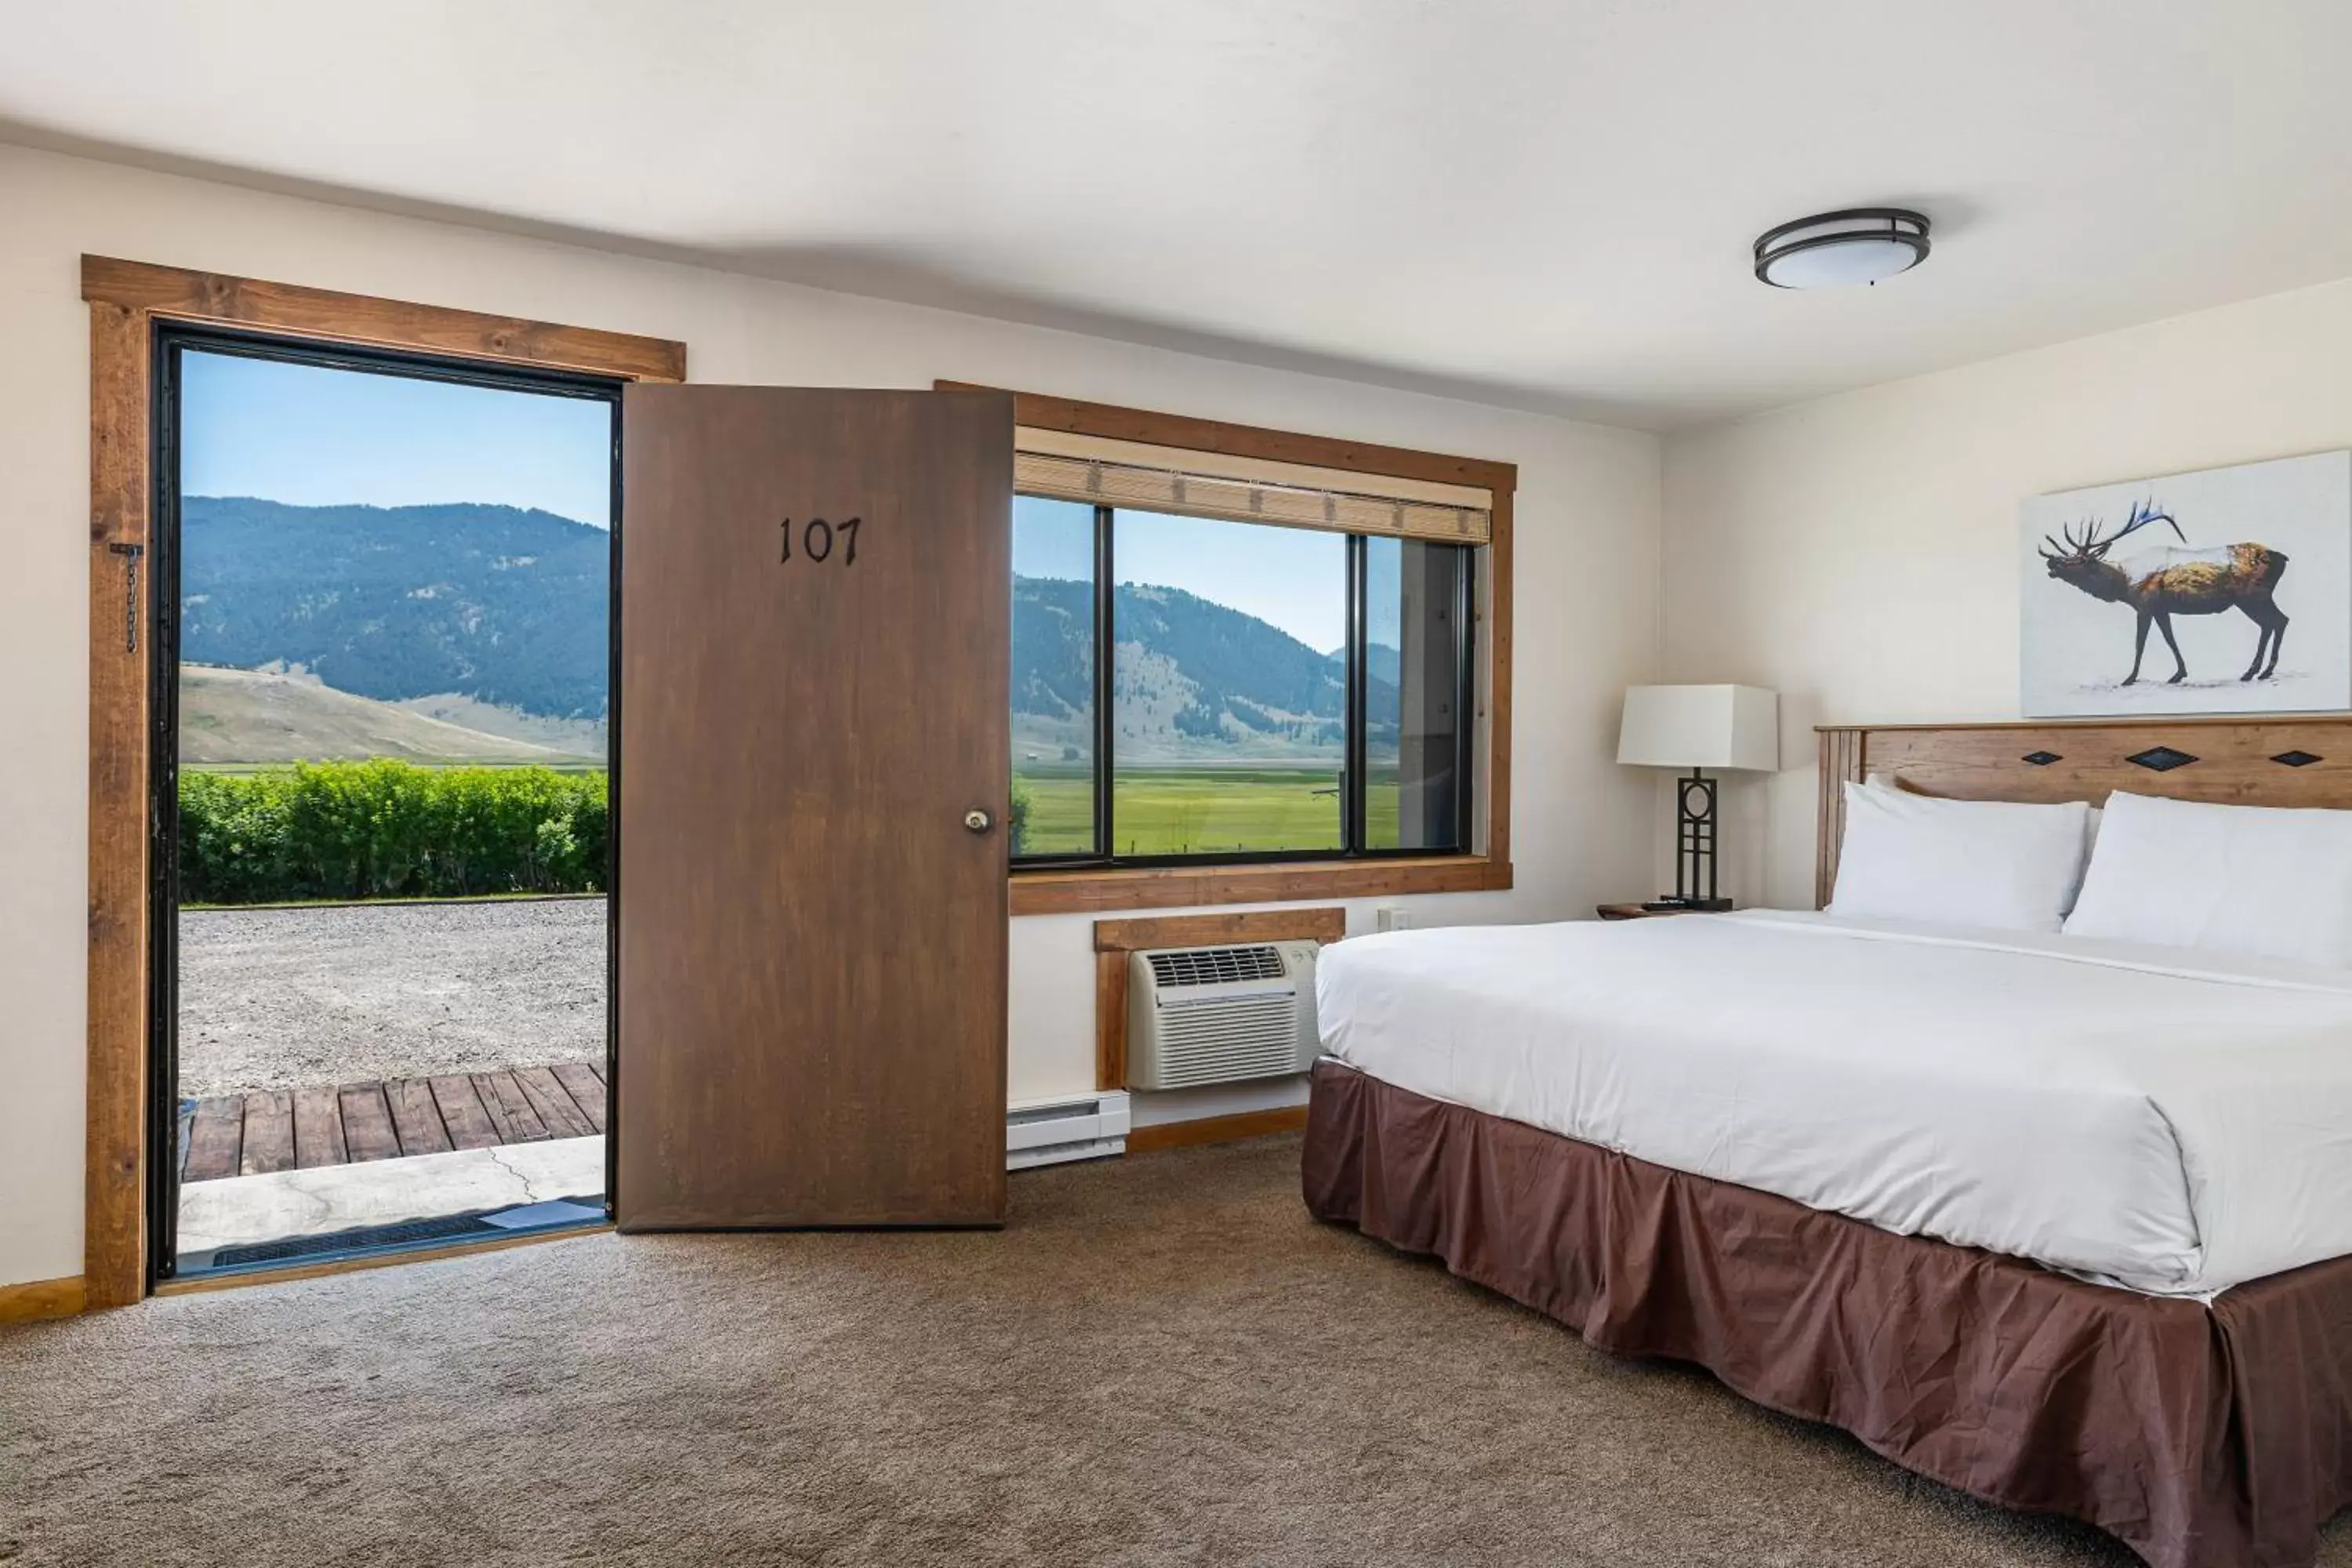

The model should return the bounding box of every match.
[1617,685,1779,771]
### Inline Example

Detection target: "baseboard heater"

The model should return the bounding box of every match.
[1007,1090,1131,1170]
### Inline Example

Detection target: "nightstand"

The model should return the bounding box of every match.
[1595,902,1711,920]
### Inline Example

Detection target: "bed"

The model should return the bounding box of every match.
[1301,717,2352,1568]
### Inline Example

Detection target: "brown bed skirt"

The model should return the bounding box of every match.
[1301,1058,2352,1568]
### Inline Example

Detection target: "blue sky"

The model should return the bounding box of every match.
[181,350,615,528]
[1014,495,1347,652]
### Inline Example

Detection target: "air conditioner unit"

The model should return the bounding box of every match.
[1127,941,1320,1091]
[1007,1090,1131,1170]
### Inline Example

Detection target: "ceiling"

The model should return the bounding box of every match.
[7,0,2351,429]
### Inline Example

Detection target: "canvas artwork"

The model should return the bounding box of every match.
[2020,451,2352,718]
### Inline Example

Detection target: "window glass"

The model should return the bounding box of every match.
[1110,510,1345,856]
[1010,495,1478,866]
[1011,495,1098,856]
[1363,537,1469,851]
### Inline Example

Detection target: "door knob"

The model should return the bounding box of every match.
[964,809,994,833]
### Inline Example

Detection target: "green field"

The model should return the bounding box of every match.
[1014,764,1406,857]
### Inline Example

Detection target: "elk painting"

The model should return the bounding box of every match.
[2021,451,2351,719]
[2037,499,2288,685]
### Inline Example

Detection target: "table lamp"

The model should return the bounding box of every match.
[1617,684,1780,911]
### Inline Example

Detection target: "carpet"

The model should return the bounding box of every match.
[4,1134,2343,1566]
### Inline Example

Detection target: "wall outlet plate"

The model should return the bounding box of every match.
[1374,905,1411,933]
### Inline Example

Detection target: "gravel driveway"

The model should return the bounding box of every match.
[178,898,606,1098]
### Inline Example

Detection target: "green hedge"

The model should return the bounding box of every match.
[179,760,608,905]
[1007,775,1033,856]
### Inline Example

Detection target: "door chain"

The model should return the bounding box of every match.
[108,540,143,652]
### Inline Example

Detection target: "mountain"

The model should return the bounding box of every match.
[179,666,598,768]
[389,694,608,757]
[180,497,608,720]
[1328,643,1403,689]
[1015,577,1397,760]
[178,500,1396,763]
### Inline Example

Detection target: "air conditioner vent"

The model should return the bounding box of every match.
[1149,993,1301,1087]
[1127,940,1321,1092]
[1146,945,1287,988]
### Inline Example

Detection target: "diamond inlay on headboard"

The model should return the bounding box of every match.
[2125,746,2199,772]
[2021,751,2062,766]
[2273,750,2324,768]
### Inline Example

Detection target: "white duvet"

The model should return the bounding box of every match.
[1316,910,2352,1298]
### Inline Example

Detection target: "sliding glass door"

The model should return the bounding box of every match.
[151,325,623,1279]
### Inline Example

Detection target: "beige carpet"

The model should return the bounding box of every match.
[4,1134,2344,1567]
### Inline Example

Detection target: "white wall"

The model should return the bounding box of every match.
[1661,273,2352,910]
[0,143,1663,1288]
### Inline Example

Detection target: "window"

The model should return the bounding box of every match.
[1011,499,1477,867]
[1010,495,1098,857]
[1363,535,1471,851]
[955,382,1515,913]
[1112,510,1347,857]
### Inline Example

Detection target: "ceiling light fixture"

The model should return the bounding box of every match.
[1753,208,1930,289]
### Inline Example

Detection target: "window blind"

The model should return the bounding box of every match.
[1012,427,1492,546]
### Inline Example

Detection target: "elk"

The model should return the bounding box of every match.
[2038,499,2289,685]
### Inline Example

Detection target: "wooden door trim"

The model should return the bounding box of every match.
[1091,907,1345,1092]
[942,383,1515,916]
[82,256,684,1310]
[82,257,687,382]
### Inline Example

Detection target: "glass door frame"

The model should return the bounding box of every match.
[145,321,626,1284]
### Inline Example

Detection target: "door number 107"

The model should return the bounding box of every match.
[780,517,861,565]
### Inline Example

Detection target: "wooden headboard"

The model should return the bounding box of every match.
[1815,716,2352,908]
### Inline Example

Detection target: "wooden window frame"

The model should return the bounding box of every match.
[79,256,685,1309]
[941,383,1516,917]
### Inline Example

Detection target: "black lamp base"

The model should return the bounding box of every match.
[1669,767,1730,909]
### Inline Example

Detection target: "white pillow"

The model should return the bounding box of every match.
[2063,791,2352,967]
[1865,773,2103,909]
[1829,782,2089,933]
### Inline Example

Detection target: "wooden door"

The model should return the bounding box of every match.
[617,387,1011,1228]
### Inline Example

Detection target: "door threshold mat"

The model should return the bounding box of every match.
[194,1196,607,1272]
[209,1212,503,1268]
[481,1197,607,1230]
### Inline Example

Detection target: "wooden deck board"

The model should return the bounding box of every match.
[339,1083,402,1163]
[550,1063,608,1133]
[240,1091,295,1176]
[183,1098,245,1183]
[292,1087,349,1169]
[474,1072,550,1144]
[387,1079,454,1157]
[469,1073,524,1143]
[514,1066,595,1139]
[429,1075,503,1151]
[186,1098,244,1181]
[180,1063,605,1182]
